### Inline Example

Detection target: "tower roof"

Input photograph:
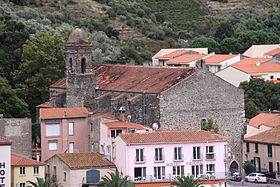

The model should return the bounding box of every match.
[67,28,90,44]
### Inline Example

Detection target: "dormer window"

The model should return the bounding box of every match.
[81,58,86,73]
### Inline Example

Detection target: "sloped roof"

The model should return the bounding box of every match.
[249,113,280,128]
[232,58,271,66]
[245,126,280,145]
[40,107,88,119]
[204,54,238,64]
[0,136,11,145]
[119,129,228,144]
[91,112,116,120]
[265,48,280,56]
[11,154,45,166]
[155,50,193,59]
[104,121,146,130]
[166,54,206,64]
[50,78,67,89]
[36,100,54,108]
[92,64,195,93]
[56,152,115,169]
[232,63,280,74]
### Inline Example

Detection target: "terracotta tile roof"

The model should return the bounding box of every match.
[245,126,280,145]
[11,153,45,166]
[52,91,66,97]
[166,54,206,64]
[270,80,280,83]
[40,107,88,119]
[119,129,228,144]
[232,58,271,66]
[248,113,280,128]
[265,48,280,56]
[104,121,147,130]
[155,50,192,59]
[36,100,54,108]
[92,64,195,93]
[56,152,115,169]
[91,112,116,120]
[232,58,280,73]
[50,78,67,89]
[0,136,12,145]
[204,54,238,64]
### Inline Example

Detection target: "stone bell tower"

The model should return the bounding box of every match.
[65,28,97,110]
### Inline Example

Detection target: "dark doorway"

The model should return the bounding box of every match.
[230,161,239,173]
[269,162,273,173]
[81,58,86,73]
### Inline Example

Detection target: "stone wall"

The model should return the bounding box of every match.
[0,118,32,157]
[159,68,245,166]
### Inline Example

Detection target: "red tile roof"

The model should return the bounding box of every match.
[119,129,228,144]
[92,64,195,93]
[204,54,238,64]
[248,113,280,128]
[166,54,206,64]
[11,154,45,166]
[155,50,192,59]
[50,78,67,88]
[91,112,116,120]
[232,58,271,66]
[0,136,12,145]
[56,152,115,169]
[245,126,280,145]
[270,80,280,83]
[265,48,280,56]
[104,121,147,130]
[40,107,88,119]
[36,100,54,108]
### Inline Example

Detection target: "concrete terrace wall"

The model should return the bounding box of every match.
[159,69,245,165]
[0,118,32,157]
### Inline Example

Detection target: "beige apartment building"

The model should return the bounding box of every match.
[244,127,280,174]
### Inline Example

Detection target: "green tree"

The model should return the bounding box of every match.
[97,172,132,187]
[214,22,234,41]
[27,177,59,187]
[220,37,242,54]
[189,37,220,53]
[243,160,256,175]
[14,31,65,118]
[0,76,29,118]
[201,118,220,134]
[171,176,204,187]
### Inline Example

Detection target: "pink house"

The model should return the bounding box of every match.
[114,129,229,183]
[40,108,89,161]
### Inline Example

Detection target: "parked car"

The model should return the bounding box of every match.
[231,172,241,181]
[245,173,267,183]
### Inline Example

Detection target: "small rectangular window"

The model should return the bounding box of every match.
[68,122,74,135]
[34,166,39,175]
[246,142,250,152]
[20,167,25,175]
[20,183,26,187]
[46,124,60,136]
[48,141,58,150]
[255,143,258,154]
[268,144,273,157]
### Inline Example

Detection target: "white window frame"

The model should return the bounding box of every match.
[136,149,144,162]
[45,123,60,137]
[154,166,165,180]
[48,141,58,150]
[174,147,183,161]
[69,142,74,153]
[206,164,215,174]
[34,166,39,175]
[19,183,25,187]
[191,165,203,178]
[19,167,25,176]
[193,147,201,160]
[173,165,184,177]
[68,122,74,136]
[155,148,164,161]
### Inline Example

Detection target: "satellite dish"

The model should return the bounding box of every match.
[127,115,132,122]
[152,123,159,130]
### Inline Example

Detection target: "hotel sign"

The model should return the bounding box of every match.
[0,162,6,184]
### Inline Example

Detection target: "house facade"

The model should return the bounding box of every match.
[243,44,280,58]
[46,153,116,187]
[11,153,45,187]
[40,107,89,161]
[0,136,11,187]
[115,130,230,182]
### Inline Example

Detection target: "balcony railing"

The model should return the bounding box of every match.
[130,172,229,183]
[173,154,184,161]
[135,156,146,163]
[205,153,215,160]
[154,155,165,162]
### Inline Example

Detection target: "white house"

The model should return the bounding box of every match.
[243,44,280,58]
[215,58,280,87]
[152,48,208,66]
[0,136,11,187]
[114,129,229,183]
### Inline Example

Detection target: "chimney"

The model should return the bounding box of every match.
[210,129,215,138]
[196,59,206,69]
[119,114,126,121]
[256,61,261,67]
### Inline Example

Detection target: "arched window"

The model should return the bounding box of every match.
[69,58,73,72]
[81,58,86,74]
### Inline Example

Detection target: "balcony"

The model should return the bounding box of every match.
[205,153,215,160]
[154,155,165,162]
[173,154,184,161]
[135,156,146,164]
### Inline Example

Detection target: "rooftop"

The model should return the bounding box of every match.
[40,107,88,119]
[155,50,194,59]
[204,54,238,64]
[166,54,206,64]
[36,100,54,108]
[50,78,67,89]
[119,129,228,144]
[55,152,115,169]
[0,136,11,145]
[91,112,116,120]
[245,126,280,145]
[104,121,147,130]
[265,48,280,56]
[248,113,280,128]
[11,153,45,166]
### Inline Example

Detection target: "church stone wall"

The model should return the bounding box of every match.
[159,69,245,165]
